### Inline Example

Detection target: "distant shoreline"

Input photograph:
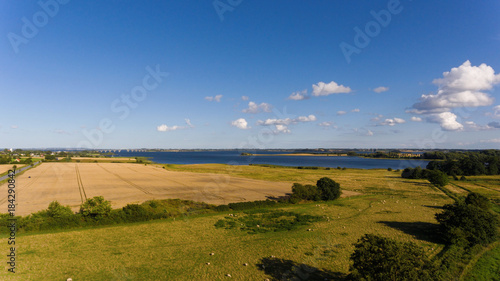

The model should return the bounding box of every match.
[242,153,348,157]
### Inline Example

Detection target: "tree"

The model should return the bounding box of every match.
[291,183,321,201]
[316,177,341,201]
[435,200,498,247]
[349,234,438,281]
[427,170,449,187]
[47,201,73,218]
[80,196,112,219]
[464,192,490,210]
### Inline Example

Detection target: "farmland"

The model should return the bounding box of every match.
[0,163,498,280]
[0,163,292,216]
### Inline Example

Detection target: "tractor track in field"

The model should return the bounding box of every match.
[75,164,88,204]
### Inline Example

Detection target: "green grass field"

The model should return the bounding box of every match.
[0,164,497,280]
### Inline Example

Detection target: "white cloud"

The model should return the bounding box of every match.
[488,105,500,118]
[318,121,333,127]
[380,118,405,126]
[185,119,194,128]
[157,119,194,132]
[373,86,389,93]
[274,124,291,134]
[242,101,273,113]
[312,81,352,96]
[205,94,223,102]
[411,116,422,122]
[295,115,316,122]
[337,111,347,116]
[366,130,374,136]
[351,108,360,113]
[157,125,183,132]
[288,90,309,100]
[241,96,249,101]
[257,115,316,126]
[11,125,18,129]
[480,138,500,143]
[231,118,250,130]
[412,61,499,113]
[425,112,463,131]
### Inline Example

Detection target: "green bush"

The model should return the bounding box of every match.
[80,196,112,220]
[349,234,439,281]
[47,201,73,218]
[291,183,321,201]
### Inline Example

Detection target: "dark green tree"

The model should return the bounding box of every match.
[349,234,439,281]
[435,201,498,247]
[316,177,341,201]
[427,170,449,187]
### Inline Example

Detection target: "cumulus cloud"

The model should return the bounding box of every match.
[380,118,406,126]
[288,90,309,100]
[231,118,250,130]
[408,61,500,131]
[425,112,463,131]
[351,108,360,113]
[257,115,316,133]
[274,124,291,134]
[337,111,347,116]
[157,125,183,132]
[242,101,273,113]
[373,86,389,93]
[257,115,317,126]
[366,130,374,136]
[157,119,194,132]
[411,61,499,113]
[241,96,249,101]
[312,81,352,96]
[205,95,223,102]
[411,116,422,122]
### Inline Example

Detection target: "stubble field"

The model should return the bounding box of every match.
[0,163,292,216]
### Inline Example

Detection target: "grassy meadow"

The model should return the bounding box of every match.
[0,164,498,280]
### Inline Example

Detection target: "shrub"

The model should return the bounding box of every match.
[349,234,439,281]
[387,167,393,171]
[464,192,490,210]
[291,183,321,201]
[80,196,112,220]
[122,204,150,221]
[316,177,341,201]
[47,201,73,218]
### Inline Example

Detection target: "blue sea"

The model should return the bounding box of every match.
[113,151,429,170]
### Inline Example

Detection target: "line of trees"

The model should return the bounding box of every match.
[348,192,499,280]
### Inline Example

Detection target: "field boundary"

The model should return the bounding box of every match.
[459,240,500,280]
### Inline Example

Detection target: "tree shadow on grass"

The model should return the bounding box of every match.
[256,257,347,281]
[378,221,444,244]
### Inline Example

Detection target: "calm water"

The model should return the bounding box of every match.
[113,151,429,170]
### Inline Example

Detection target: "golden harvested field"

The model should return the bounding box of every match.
[0,164,25,175]
[0,163,294,216]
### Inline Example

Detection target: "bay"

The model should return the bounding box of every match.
[113,151,429,170]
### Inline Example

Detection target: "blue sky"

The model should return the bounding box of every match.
[1,0,500,149]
